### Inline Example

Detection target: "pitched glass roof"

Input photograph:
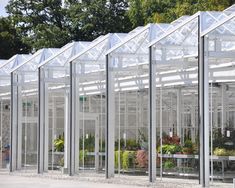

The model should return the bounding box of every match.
[0,54,31,75]
[12,48,59,73]
[69,33,128,73]
[39,41,90,68]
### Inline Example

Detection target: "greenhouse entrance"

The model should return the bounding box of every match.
[78,111,101,173]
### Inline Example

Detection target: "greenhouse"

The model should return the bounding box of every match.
[0,54,31,170]
[0,4,234,188]
[10,48,59,172]
[37,41,90,175]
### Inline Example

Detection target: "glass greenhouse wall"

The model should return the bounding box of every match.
[151,14,200,180]
[1,4,235,187]
[105,16,194,180]
[203,12,235,182]
[0,54,31,171]
[69,33,128,176]
[0,60,10,169]
[11,49,58,172]
[149,7,235,186]
[38,42,90,175]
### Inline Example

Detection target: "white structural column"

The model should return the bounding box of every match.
[17,79,22,170]
[10,72,23,171]
[199,28,210,187]
[191,93,196,143]
[38,67,49,173]
[44,81,49,172]
[214,96,218,128]
[69,62,79,175]
[64,89,70,173]
[177,89,182,139]
[149,46,156,182]
[95,116,99,172]
[38,67,44,173]
[105,54,115,178]
[221,84,227,134]
[10,72,17,171]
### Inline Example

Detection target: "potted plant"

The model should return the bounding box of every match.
[182,139,194,154]
[54,135,64,152]
[115,150,123,169]
[122,150,136,170]
[163,159,175,170]
[158,144,182,155]
[136,149,148,168]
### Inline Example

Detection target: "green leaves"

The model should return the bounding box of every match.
[54,135,64,152]
[67,0,131,41]
[6,0,70,52]
[0,17,30,59]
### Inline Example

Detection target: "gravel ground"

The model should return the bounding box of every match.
[0,170,233,188]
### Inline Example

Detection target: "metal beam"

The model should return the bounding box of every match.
[64,88,70,174]
[38,67,43,173]
[199,34,210,187]
[44,82,49,172]
[105,54,115,178]
[148,46,156,182]
[16,82,22,170]
[10,73,17,172]
[69,62,77,175]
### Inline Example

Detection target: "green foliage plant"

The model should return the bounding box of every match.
[122,151,135,170]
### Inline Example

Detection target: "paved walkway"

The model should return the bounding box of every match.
[0,171,233,188]
[0,174,140,188]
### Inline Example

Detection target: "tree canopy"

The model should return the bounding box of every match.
[0,17,30,59]
[0,0,234,59]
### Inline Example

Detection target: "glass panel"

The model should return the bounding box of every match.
[152,16,199,179]
[39,42,89,175]
[48,84,66,172]
[206,16,235,183]
[109,26,154,180]
[43,64,69,175]
[0,98,10,169]
[21,92,38,171]
[73,34,127,177]
[0,60,11,170]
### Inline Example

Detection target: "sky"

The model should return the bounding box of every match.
[0,0,9,17]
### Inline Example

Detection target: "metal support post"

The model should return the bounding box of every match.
[199,33,210,187]
[149,46,156,182]
[105,54,115,178]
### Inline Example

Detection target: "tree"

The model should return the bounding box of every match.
[6,0,71,51]
[128,0,235,24]
[67,0,132,41]
[128,0,144,28]
[0,17,30,59]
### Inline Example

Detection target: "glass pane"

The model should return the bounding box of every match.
[152,16,199,179]
[206,16,235,183]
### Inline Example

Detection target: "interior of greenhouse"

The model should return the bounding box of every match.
[0,5,235,187]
